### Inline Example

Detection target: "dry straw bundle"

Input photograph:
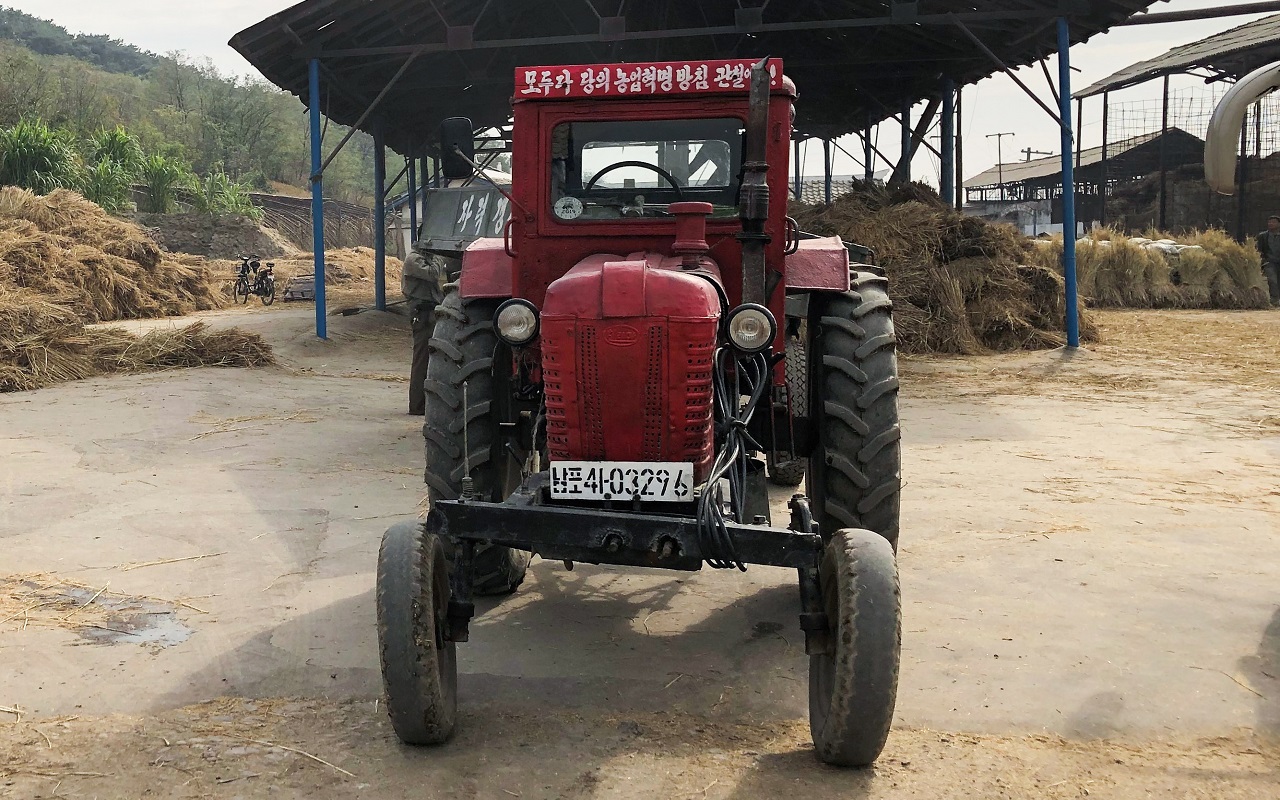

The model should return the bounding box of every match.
[0,187,225,323]
[1028,228,1268,310]
[0,188,273,392]
[792,182,1096,354]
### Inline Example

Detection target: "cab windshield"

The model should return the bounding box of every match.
[550,118,744,221]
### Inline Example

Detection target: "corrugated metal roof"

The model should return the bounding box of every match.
[1078,13,1280,97]
[230,1,1156,154]
[965,127,1203,186]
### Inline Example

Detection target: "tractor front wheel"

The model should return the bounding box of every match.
[807,273,901,549]
[808,528,900,767]
[377,521,458,745]
[424,287,530,595]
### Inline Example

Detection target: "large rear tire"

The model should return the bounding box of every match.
[807,273,901,549]
[808,529,900,767]
[377,521,457,745]
[424,287,530,595]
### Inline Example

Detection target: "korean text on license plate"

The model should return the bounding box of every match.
[550,461,693,502]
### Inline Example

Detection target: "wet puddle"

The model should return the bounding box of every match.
[2,576,194,648]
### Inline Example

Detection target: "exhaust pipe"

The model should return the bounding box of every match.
[738,57,772,306]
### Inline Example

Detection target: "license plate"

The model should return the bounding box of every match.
[549,461,694,502]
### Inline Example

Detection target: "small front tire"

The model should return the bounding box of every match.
[377,521,458,745]
[809,528,900,767]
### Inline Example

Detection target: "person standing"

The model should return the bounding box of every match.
[403,250,459,415]
[1257,215,1280,307]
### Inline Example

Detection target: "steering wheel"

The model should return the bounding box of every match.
[584,161,685,197]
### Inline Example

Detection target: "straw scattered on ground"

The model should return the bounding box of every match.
[793,182,1096,354]
[0,188,274,392]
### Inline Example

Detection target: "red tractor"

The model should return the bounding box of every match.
[377,58,902,767]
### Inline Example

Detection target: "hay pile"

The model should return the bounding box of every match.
[0,188,273,393]
[0,188,225,323]
[793,182,1095,354]
[1028,228,1269,309]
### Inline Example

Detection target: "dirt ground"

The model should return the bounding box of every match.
[2,305,1279,798]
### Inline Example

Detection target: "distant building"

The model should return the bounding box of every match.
[963,128,1205,235]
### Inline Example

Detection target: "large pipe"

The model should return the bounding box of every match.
[1159,74,1170,230]
[1100,91,1109,227]
[309,58,327,340]
[1058,18,1080,349]
[1205,59,1280,194]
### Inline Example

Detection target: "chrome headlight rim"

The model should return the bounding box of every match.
[724,303,777,355]
[493,298,540,346]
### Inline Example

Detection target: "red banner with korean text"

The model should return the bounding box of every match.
[514,59,784,100]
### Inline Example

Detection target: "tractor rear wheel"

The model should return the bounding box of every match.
[377,521,457,745]
[808,528,900,767]
[806,273,901,549]
[424,287,530,595]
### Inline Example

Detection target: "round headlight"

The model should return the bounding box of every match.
[725,304,777,354]
[494,298,540,346]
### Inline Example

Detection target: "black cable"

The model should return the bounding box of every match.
[697,348,770,570]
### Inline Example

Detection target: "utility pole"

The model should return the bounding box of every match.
[1022,147,1053,161]
[987,132,1014,201]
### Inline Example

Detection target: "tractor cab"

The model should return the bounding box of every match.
[378,58,904,769]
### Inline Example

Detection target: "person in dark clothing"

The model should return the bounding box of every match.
[1257,215,1280,307]
[403,250,459,415]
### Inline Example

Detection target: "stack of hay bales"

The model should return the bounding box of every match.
[793,182,1095,354]
[1028,228,1268,309]
[0,188,272,392]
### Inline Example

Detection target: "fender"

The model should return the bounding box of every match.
[1205,60,1280,195]
[458,237,513,298]
[785,236,852,291]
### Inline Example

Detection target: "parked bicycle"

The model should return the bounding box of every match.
[233,255,276,306]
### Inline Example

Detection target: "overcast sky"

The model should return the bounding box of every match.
[6,0,1272,187]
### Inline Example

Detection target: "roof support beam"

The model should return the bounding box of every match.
[1117,1,1280,25]
[950,14,1068,134]
[318,47,425,177]
[891,96,941,185]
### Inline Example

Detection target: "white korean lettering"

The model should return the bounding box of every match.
[676,64,694,91]
[693,64,709,90]
[554,68,574,95]
[656,65,674,92]
[519,69,542,96]
[641,66,658,93]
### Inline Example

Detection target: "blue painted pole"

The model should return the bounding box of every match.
[900,98,911,183]
[941,78,956,208]
[308,58,327,339]
[407,147,418,244]
[1057,17,1080,349]
[373,119,387,311]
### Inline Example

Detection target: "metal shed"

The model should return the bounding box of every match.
[231,0,1168,347]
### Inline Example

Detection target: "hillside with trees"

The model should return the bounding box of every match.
[0,6,376,206]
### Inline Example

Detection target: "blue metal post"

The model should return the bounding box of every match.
[1057,17,1080,348]
[900,98,911,183]
[407,146,418,244]
[793,138,802,201]
[308,58,327,339]
[823,138,832,205]
[941,78,956,208]
[373,119,387,311]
